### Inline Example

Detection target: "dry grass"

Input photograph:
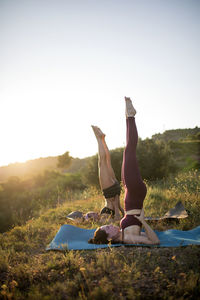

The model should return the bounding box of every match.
[0,171,200,299]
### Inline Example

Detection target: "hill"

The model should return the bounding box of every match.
[0,171,199,299]
[0,156,89,182]
[0,126,199,182]
[0,157,58,182]
[152,126,200,142]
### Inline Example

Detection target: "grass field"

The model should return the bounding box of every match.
[0,171,200,299]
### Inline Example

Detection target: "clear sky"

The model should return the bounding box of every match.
[0,0,199,167]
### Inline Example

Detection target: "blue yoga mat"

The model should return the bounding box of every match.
[46,225,200,251]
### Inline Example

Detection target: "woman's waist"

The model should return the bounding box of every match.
[120,214,142,229]
[123,225,141,236]
[126,209,141,215]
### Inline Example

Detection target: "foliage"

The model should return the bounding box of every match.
[145,170,200,230]
[0,171,86,233]
[0,171,200,299]
[169,139,200,170]
[137,138,177,180]
[82,140,177,186]
[109,147,124,182]
[0,127,199,232]
[57,151,72,170]
[152,126,200,142]
[82,148,124,188]
[0,156,58,182]
[82,154,99,187]
[0,126,199,183]
[0,155,88,182]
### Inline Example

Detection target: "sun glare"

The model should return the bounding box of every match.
[0,0,199,167]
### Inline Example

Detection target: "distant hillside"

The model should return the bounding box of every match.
[65,156,90,173]
[0,126,199,182]
[152,126,200,170]
[152,126,200,142]
[0,157,58,182]
[0,156,89,182]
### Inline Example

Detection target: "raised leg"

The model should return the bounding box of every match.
[102,138,116,182]
[122,98,147,211]
[92,125,123,216]
[92,126,115,189]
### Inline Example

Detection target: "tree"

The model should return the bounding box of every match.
[82,154,99,187]
[137,138,177,180]
[82,148,124,188]
[110,147,123,181]
[81,140,177,186]
[57,151,72,170]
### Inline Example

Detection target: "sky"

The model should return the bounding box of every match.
[0,0,199,167]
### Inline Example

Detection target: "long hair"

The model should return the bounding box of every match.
[88,227,120,244]
[88,228,109,244]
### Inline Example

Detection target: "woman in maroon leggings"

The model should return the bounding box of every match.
[89,97,160,245]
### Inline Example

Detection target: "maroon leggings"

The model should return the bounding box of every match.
[121,117,147,211]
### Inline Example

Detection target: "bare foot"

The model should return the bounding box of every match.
[125,96,136,117]
[91,125,105,139]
